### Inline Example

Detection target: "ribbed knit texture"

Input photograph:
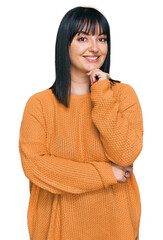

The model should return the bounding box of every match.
[19,79,143,240]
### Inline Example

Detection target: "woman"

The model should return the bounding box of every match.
[19,6,143,240]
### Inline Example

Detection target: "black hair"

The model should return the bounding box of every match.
[49,6,121,108]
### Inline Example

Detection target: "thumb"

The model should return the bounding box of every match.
[86,71,92,75]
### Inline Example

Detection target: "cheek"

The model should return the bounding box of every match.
[102,45,108,56]
[74,44,86,56]
[69,45,83,59]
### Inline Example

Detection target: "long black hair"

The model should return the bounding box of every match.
[49,6,121,108]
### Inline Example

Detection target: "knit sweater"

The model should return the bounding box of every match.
[19,79,143,240]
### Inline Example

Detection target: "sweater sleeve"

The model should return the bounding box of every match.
[90,79,144,167]
[19,94,117,195]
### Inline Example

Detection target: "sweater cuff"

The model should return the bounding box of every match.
[90,161,117,189]
[90,79,112,104]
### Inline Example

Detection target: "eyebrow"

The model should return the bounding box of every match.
[77,31,106,36]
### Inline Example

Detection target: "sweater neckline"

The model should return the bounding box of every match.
[47,88,91,102]
[70,93,90,98]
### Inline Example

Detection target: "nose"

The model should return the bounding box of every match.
[88,39,99,52]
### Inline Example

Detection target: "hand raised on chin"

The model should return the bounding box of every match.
[87,69,110,86]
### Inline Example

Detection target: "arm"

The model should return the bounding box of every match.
[19,94,117,195]
[90,79,144,167]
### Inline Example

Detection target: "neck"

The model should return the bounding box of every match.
[70,68,90,95]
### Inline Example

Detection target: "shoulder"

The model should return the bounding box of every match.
[25,88,53,106]
[23,88,54,114]
[27,88,52,102]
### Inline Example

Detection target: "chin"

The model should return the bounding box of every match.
[84,64,102,72]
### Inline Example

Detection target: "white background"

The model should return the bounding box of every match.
[0,0,162,239]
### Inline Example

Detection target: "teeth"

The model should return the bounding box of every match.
[85,57,98,60]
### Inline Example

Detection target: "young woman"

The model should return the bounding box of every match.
[19,6,143,240]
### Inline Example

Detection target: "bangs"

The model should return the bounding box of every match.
[76,18,106,36]
[69,9,110,43]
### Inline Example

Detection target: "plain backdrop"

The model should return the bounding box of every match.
[0,0,162,239]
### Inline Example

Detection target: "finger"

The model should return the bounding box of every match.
[87,71,91,75]
[122,169,129,181]
[91,73,99,82]
[124,170,133,178]
[112,164,133,175]
[128,167,133,173]
[87,71,93,76]
[124,174,130,180]
[87,69,98,76]
[89,69,101,79]
[118,175,128,183]
[125,169,133,178]
[88,73,96,83]
[123,176,128,182]
[125,166,133,172]
[124,171,130,178]
[123,164,134,170]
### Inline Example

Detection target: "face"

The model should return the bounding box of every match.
[68,24,108,74]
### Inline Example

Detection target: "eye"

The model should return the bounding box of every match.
[78,37,87,42]
[99,37,108,42]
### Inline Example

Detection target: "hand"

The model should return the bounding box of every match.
[87,69,109,86]
[111,162,133,183]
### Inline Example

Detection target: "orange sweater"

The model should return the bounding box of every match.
[19,79,143,240]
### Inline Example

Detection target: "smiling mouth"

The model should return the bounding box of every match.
[83,56,100,62]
